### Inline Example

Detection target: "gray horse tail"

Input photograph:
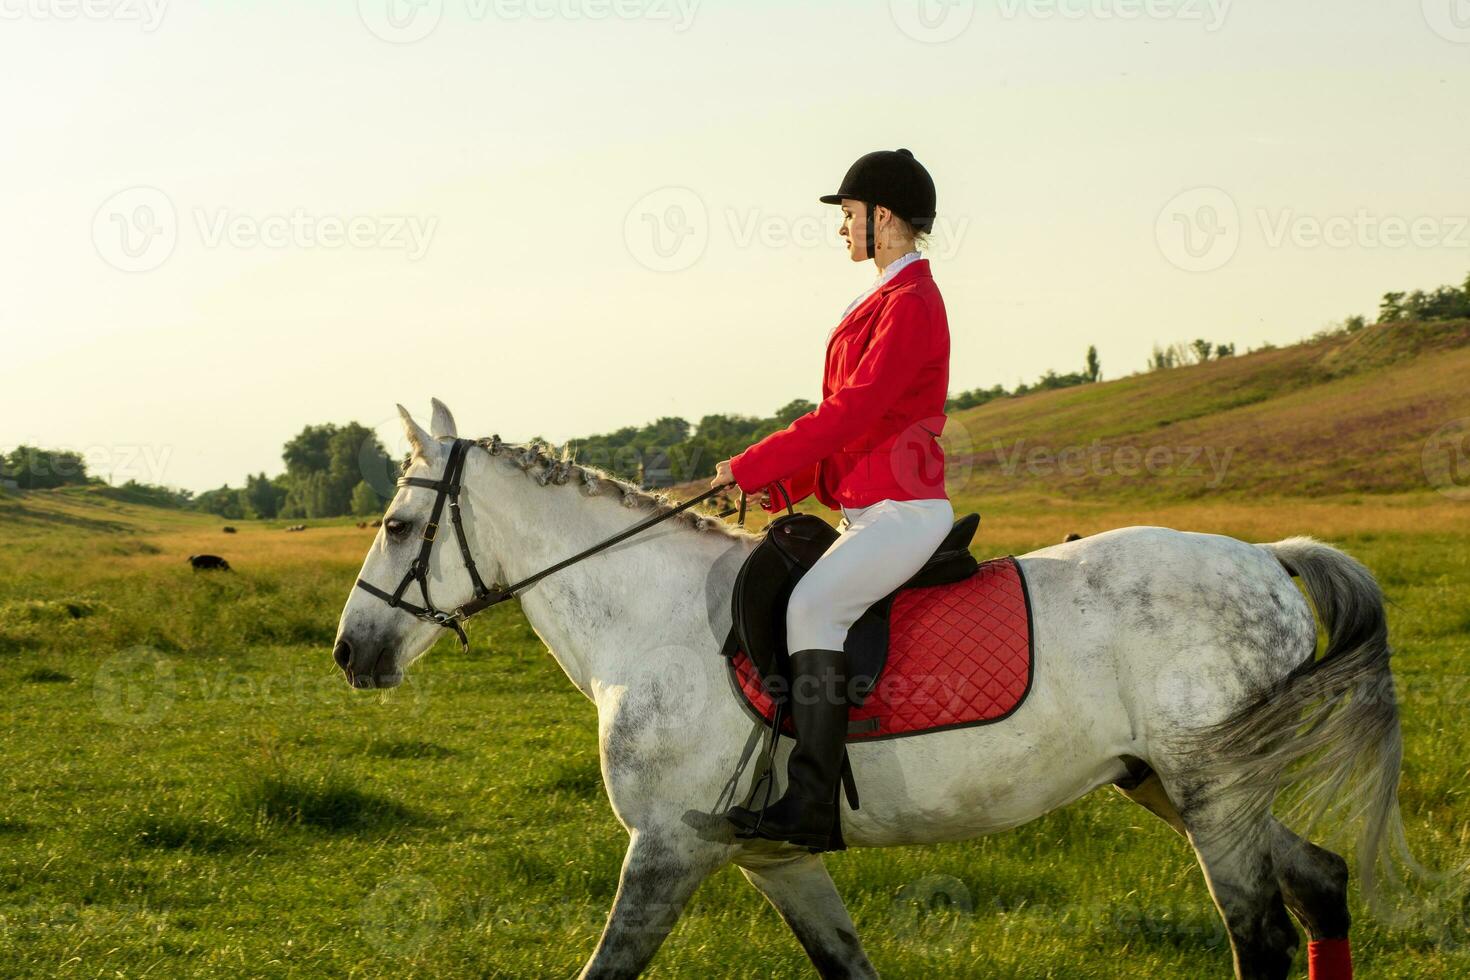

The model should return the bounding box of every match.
[1183,536,1418,912]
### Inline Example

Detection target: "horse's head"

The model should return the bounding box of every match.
[332,398,501,689]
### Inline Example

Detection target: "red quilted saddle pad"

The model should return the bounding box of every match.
[728,556,1034,741]
[726,555,1034,740]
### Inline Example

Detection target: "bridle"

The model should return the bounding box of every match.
[354,436,767,651]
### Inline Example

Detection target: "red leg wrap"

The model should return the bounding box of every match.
[1308,938,1352,980]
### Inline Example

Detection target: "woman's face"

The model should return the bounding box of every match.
[839,198,870,263]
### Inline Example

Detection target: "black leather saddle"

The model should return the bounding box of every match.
[719,508,981,709]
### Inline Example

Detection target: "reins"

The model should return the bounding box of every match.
[356,436,788,651]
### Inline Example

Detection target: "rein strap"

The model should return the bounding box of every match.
[356,437,737,650]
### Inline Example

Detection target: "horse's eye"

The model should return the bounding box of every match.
[384,518,411,539]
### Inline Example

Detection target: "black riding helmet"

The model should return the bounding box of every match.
[820,148,936,260]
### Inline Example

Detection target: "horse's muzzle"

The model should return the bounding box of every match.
[333,637,403,689]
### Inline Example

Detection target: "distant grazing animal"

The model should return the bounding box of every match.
[222,526,237,534]
[370,519,382,528]
[285,524,307,532]
[187,554,231,572]
[357,521,368,529]
[1064,532,1083,542]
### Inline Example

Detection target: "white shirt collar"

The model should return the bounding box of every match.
[839,250,924,321]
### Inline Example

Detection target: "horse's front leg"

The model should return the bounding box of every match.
[578,827,723,979]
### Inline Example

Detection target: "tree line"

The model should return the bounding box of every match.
[3,346,1110,508]
[1376,270,1470,324]
[0,425,395,521]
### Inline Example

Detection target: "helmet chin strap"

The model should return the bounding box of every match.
[865,202,876,261]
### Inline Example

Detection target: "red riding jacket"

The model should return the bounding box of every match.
[730,258,950,513]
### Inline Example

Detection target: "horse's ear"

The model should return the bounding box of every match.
[429,397,458,440]
[397,404,432,458]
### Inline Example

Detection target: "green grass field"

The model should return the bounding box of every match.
[3,482,1468,979]
[5,322,1470,977]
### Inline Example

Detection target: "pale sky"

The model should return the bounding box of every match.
[3,1,1467,492]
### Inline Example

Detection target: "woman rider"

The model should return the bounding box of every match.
[710,148,954,849]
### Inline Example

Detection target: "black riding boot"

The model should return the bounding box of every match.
[725,648,850,849]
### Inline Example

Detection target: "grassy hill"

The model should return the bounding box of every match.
[934,318,1470,501]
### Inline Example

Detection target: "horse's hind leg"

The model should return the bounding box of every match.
[1119,775,1350,978]
[1271,820,1353,978]
[737,853,878,980]
[1159,782,1300,980]
[1115,769,1187,837]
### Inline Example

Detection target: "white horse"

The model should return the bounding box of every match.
[332,400,1411,980]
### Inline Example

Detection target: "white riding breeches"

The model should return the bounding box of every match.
[785,497,956,653]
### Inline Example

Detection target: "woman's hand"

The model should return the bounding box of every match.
[711,459,770,508]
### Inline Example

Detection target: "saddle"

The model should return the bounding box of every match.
[719,510,981,709]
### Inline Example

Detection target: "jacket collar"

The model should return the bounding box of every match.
[837,257,930,323]
[827,257,932,350]
[876,256,929,296]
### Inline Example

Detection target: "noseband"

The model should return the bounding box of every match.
[355,437,501,650]
[355,436,742,651]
